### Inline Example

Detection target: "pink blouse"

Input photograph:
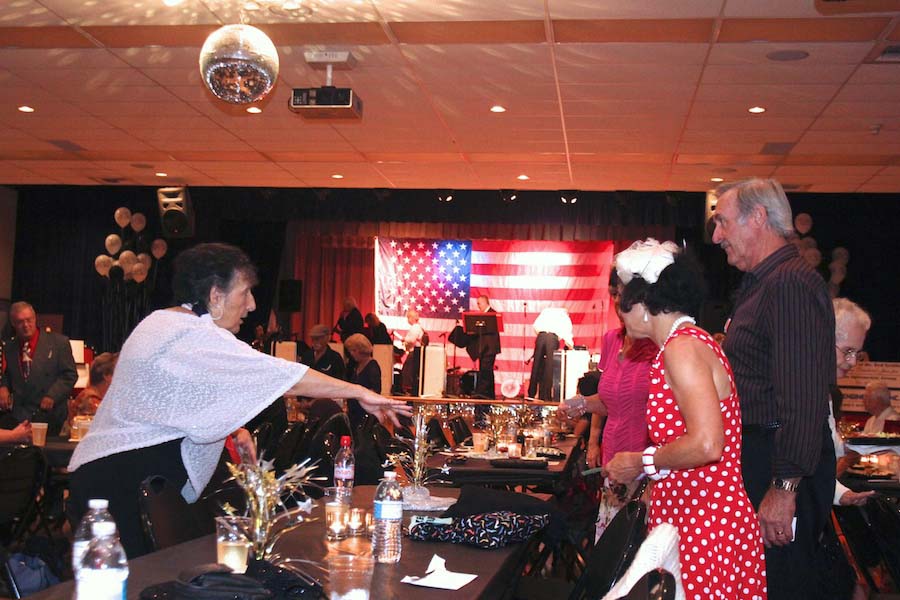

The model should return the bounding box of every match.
[597,328,657,466]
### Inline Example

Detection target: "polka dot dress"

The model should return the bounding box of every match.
[647,326,767,600]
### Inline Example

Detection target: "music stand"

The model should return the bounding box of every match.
[463,312,503,397]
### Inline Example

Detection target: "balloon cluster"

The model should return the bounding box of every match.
[792,212,849,298]
[94,207,168,284]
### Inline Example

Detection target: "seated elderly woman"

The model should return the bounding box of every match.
[344,333,381,429]
[595,239,766,598]
[68,243,410,558]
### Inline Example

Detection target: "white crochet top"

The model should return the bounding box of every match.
[68,309,307,502]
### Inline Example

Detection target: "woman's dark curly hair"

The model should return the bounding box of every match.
[619,251,706,318]
[173,243,258,316]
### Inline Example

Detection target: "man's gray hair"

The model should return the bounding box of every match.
[9,301,35,316]
[833,297,871,344]
[716,178,794,238]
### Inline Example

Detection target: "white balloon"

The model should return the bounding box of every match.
[119,250,137,271]
[105,234,122,255]
[130,212,147,232]
[132,262,149,283]
[151,238,168,259]
[114,207,132,228]
[794,212,813,235]
[137,253,152,269]
[94,254,113,277]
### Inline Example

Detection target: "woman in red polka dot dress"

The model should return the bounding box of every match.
[606,239,767,600]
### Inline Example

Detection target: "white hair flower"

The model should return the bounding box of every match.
[615,238,680,285]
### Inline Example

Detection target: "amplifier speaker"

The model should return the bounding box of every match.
[278,279,302,313]
[157,187,194,238]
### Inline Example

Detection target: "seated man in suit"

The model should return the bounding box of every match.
[0,301,77,436]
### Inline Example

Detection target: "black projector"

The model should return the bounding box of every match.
[289,86,363,119]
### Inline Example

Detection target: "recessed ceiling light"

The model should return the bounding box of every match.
[162,0,184,5]
[155,172,168,177]
[748,106,766,114]
[710,177,724,183]
[243,1,261,9]
[246,106,262,114]
[17,105,34,113]
[331,174,344,179]
[490,105,506,113]
[517,174,529,181]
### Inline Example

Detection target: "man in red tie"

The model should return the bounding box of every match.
[0,301,77,435]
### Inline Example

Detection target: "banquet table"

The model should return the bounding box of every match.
[29,486,527,600]
[427,437,578,487]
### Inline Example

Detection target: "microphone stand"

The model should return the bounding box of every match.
[521,302,528,397]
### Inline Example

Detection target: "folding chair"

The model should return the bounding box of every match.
[139,475,212,553]
[0,446,51,549]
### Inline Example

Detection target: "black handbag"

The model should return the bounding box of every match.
[140,560,325,600]
[139,564,273,599]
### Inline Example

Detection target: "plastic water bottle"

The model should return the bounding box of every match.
[333,435,355,504]
[372,471,403,564]
[72,498,114,575]
[76,521,128,600]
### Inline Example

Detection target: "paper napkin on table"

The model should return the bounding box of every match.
[401,554,477,590]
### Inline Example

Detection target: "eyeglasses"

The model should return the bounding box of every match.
[836,345,860,361]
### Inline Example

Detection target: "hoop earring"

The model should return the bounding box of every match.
[208,304,224,321]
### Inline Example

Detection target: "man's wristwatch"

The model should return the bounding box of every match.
[771,477,800,493]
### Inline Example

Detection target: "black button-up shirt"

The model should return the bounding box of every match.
[723,243,835,478]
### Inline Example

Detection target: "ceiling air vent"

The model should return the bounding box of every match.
[47,139,85,152]
[761,142,796,155]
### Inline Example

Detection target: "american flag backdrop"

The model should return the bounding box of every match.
[375,237,616,394]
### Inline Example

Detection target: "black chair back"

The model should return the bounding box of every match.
[273,421,315,474]
[426,417,451,449]
[0,446,47,548]
[448,416,472,446]
[569,499,647,600]
[138,475,210,553]
[305,412,353,486]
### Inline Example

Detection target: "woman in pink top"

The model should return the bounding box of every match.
[585,272,656,538]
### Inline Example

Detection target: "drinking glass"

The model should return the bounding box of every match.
[328,554,374,600]
[215,516,251,574]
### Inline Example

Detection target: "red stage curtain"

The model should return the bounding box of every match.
[288,221,673,343]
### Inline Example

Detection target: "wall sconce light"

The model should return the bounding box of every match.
[560,190,578,204]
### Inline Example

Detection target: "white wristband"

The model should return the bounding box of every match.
[641,446,670,481]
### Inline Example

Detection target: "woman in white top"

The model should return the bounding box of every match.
[69,243,411,557]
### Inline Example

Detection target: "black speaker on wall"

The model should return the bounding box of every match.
[278,279,302,312]
[157,186,195,238]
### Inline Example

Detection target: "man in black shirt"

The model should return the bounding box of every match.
[712,178,835,600]
[300,323,345,380]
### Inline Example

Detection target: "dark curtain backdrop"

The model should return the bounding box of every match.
[11,187,286,351]
[10,185,899,361]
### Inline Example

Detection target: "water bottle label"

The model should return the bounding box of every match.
[374,500,402,520]
[334,465,354,480]
[76,570,127,600]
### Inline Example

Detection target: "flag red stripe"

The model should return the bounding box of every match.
[470,287,604,302]
[472,263,605,277]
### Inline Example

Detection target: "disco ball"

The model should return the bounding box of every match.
[199,24,279,104]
